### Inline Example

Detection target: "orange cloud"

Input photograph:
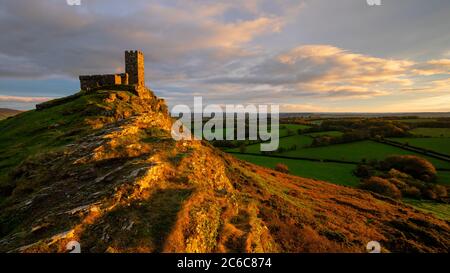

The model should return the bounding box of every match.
[206,45,450,100]
[0,95,52,103]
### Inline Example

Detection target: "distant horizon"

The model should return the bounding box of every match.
[3,105,450,116]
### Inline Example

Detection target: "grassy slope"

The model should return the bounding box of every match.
[0,95,89,183]
[0,109,21,120]
[404,199,450,221]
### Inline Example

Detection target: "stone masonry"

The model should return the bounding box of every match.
[125,50,145,87]
[79,50,145,91]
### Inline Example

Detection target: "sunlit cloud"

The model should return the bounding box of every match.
[203,45,450,101]
[0,95,52,103]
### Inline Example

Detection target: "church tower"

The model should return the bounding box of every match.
[125,50,145,87]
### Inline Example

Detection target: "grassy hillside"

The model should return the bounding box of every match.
[0,88,449,253]
[0,108,21,120]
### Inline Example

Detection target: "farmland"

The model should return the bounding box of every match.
[389,137,450,156]
[230,139,450,169]
[217,116,450,220]
[235,154,359,186]
[410,128,450,137]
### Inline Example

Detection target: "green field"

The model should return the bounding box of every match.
[229,135,313,153]
[194,123,310,139]
[232,137,450,169]
[227,122,450,221]
[235,154,359,187]
[306,131,343,137]
[404,199,450,221]
[279,124,310,137]
[410,128,450,137]
[231,137,450,176]
[389,137,450,156]
[437,171,450,185]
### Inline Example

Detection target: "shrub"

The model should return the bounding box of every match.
[360,177,402,199]
[403,186,422,199]
[275,163,290,174]
[380,155,437,183]
[354,164,374,178]
[423,189,438,200]
[434,185,448,198]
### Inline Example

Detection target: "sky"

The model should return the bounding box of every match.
[0,0,449,112]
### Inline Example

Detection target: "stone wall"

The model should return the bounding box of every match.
[125,50,145,86]
[79,73,128,91]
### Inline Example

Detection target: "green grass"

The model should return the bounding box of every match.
[231,138,450,169]
[306,131,343,137]
[278,140,450,169]
[309,120,323,125]
[0,90,137,184]
[194,123,310,139]
[409,128,450,137]
[279,124,311,137]
[228,135,313,153]
[404,199,450,221]
[389,137,450,156]
[0,99,86,181]
[437,171,450,185]
[234,154,359,187]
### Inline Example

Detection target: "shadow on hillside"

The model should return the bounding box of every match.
[80,187,192,252]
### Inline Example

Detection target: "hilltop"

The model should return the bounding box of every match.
[0,87,449,253]
[0,108,22,120]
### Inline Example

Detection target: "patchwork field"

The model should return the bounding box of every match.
[305,131,343,137]
[234,154,359,187]
[279,124,310,137]
[224,120,450,221]
[232,138,450,169]
[410,128,450,137]
[389,137,450,156]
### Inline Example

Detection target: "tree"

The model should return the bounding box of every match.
[360,177,402,199]
[275,163,290,174]
[381,155,437,183]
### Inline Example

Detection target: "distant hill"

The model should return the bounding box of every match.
[0,108,21,120]
[0,87,449,253]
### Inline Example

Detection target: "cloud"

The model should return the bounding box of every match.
[412,59,450,75]
[0,95,52,103]
[203,45,450,101]
[280,103,326,112]
[0,0,290,81]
